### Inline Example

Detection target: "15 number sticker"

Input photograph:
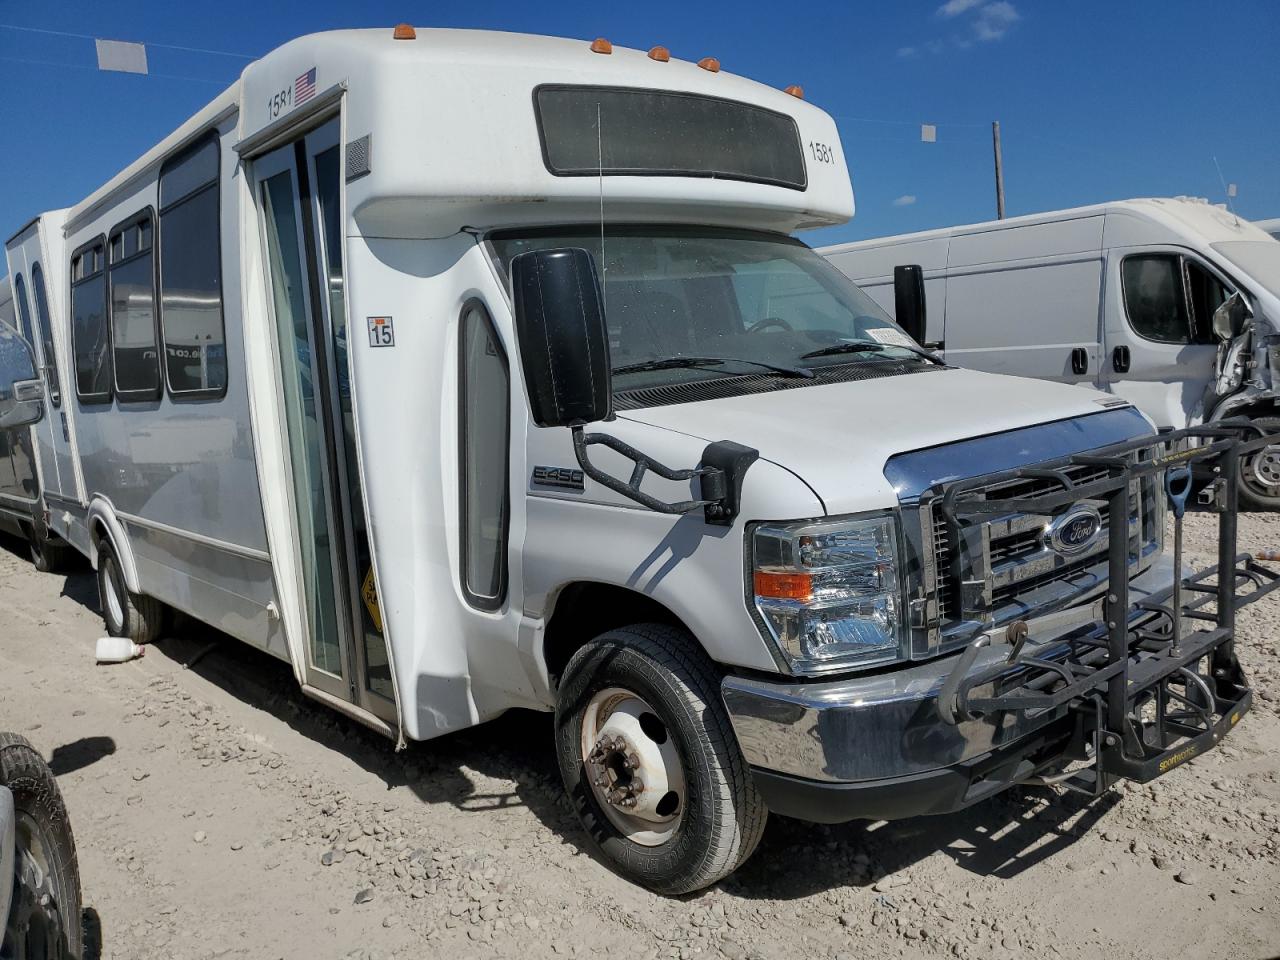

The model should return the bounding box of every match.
[367,316,395,347]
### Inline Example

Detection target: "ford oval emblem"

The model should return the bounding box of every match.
[1044,505,1103,556]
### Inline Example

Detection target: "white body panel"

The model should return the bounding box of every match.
[821,198,1280,431]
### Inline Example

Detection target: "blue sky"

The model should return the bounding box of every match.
[1,0,1277,252]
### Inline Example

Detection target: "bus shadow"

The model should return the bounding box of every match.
[137,624,1121,901]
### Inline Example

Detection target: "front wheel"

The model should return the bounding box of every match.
[554,624,767,895]
[0,733,83,959]
[1237,416,1280,511]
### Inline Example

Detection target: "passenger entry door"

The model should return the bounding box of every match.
[253,119,395,723]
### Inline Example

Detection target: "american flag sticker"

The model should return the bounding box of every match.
[294,67,317,106]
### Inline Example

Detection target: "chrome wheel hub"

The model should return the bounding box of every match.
[581,688,685,846]
[1250,443,1280,490]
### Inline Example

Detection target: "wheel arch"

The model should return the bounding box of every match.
[85,498,142,594]
[540,581,702,689]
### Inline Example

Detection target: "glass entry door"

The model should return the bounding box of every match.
[253,118,395,722]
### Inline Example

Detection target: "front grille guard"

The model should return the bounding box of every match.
[929,419,1278,794]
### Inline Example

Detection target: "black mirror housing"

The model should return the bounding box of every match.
[510,247,614,428]
[893,264,927,345]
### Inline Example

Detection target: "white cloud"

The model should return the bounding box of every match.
[937,0,983,16]
[893,195,918,207]
[896,45,917,58]
[974,1,1020,40]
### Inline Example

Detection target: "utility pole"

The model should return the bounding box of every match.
[992,120,1006,220]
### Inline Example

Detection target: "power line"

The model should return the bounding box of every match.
[0,22,255,59]
[0,54,232,86]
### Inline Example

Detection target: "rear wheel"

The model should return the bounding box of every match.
[96,543,163,644]
[27,528,75,575]
[0,733,83,959]
[554,624,767,894]
[1237,416,1280,511]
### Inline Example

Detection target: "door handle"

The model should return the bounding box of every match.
[1112,345,1131,373]
[1070,347,1089,376]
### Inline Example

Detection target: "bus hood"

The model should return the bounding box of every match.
[617,368,1147,516]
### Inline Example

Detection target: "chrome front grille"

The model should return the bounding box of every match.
[926,462,1162,639]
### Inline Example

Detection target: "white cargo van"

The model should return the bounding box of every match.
[1254,218,1280,242]
[820,199,1280,507]
[1,30,1269,893]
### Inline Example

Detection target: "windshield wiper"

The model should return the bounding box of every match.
[612,356,815,379]
[800,340,943,364]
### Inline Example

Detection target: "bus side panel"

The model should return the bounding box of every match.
[63,119,281,653]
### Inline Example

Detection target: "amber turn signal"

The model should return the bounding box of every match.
[697,56,721,72]
[590,37,613,54]
[648,46,670,62]
[784,84,804,99]
[392,23,416,40]
[753,571,813,601]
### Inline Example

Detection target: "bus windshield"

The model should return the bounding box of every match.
[489,227,923,389]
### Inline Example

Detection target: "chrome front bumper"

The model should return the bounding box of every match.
[722,556,1178,791]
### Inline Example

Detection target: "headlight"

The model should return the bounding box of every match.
[750,513,906,675]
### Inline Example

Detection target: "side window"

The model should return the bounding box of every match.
[1185,259,1229,345]
[158,136,226,397]
[12,274,35,346]
[71,238,112,403]
[109,211,161,399]
[1121,254,1190,344]
[31,264,61,406]
[458,301,509,609]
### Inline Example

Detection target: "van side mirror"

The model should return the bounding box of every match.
[510,247,614,428]
[893,264,927,345]
[0,322,44,429]
[1212,291,1251,342]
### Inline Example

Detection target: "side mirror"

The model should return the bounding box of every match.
[893,264,927,345]
[510,247,614,428]
[1212,291,1251,342]
[0,322,44,429]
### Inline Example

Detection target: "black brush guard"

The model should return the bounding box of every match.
[930,421,1277,797]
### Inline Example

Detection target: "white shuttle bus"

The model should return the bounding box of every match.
[820,200,1280,508]
[1,28,1267,893]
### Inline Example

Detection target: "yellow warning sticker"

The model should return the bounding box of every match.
[361,567,384,634]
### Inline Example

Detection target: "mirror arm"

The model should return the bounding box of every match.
[571,427,758,525]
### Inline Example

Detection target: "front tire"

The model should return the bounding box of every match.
[554,624,767,895]
[96,543,163,644]
[0,733,83,959]
[1237,416,1280,511]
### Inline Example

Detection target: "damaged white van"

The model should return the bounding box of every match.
[3,28,1270,894]
[820,199,1280,508]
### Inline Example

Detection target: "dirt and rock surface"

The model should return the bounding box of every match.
[0,511,1278,960]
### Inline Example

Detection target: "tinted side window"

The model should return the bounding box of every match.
[12,274,35,346]
[1185,259,1229,345]
[159,136,225,396]
[1121,255,1189,344]
[71,239,112,402]
[459,302,509,608]
[31,265,60,406]
[109,212,161,398]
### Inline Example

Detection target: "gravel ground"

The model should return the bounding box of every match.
[0,510,1277,960]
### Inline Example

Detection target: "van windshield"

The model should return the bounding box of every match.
[489,227,923,388]
[1213,241,1280,299]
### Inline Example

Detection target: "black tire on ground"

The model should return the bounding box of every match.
[1237,416,1280,511]
[27,528,76,575]
[0,732,83,959]
[96,542,163,644]
[554,624,768,895]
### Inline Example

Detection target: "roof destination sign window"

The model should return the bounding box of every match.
[534,85,808,191]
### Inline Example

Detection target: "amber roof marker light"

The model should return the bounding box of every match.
[697,57,721,72]
[648,46,671,62]
[784,85,804,99]
[590,37,613,54]
[392,23,416,40]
